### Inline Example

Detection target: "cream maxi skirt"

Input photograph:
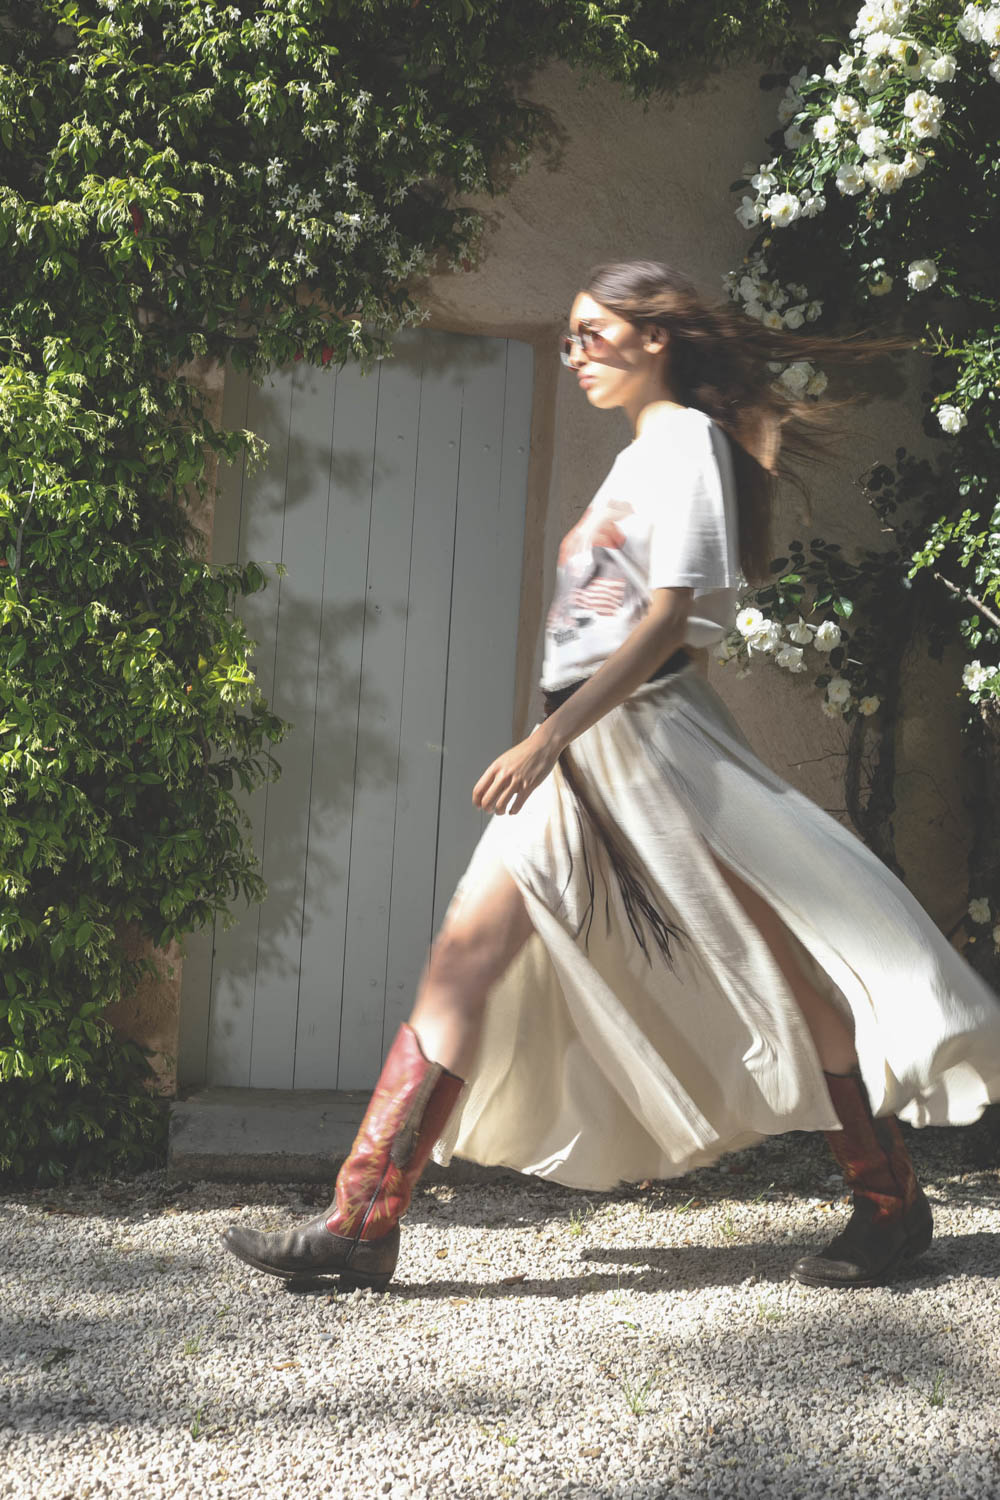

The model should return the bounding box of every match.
[432,661,1000,1190]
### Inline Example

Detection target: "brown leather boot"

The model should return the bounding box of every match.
[791,1069,933,1288]
[222,1024,464,1290]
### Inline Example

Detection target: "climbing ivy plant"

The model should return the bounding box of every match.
[0,0,825,1181]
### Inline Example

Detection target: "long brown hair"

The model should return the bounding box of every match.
[584,260,889,584]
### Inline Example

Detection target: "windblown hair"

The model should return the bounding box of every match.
[584,260,890,584]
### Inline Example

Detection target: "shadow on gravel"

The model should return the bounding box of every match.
[269,1228,1000,1301]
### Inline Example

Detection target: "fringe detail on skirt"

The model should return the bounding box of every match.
[556,743,687,969]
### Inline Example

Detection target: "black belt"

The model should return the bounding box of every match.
[542,646,690,718]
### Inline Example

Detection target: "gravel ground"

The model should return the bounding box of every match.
[2,1121,1000,1500]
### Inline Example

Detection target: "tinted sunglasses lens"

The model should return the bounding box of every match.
[559,334,575,365]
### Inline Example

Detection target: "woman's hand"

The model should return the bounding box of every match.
[473,724,563,816]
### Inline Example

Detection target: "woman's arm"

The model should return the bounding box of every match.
[473,586,693,816]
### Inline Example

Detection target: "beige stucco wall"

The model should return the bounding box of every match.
[422,60,972,934]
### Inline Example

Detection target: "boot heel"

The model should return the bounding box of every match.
[338,1267,393,1293]
[902,1198,933,1262]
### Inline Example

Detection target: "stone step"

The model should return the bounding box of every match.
[168,1087,516,1185]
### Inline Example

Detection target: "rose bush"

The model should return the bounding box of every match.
[721,0,1000,972]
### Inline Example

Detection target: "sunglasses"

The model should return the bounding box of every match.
[559,324,610,366]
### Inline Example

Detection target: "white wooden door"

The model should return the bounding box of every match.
[179,331,533,1090]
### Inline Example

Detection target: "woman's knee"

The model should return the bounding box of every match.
[427,896,531,995]
[426,923,499,995]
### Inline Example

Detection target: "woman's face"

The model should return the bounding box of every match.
[565,291,667,411]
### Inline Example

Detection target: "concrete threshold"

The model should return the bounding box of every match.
[168,1088,518,1186]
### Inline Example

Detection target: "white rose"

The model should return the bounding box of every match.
[963,659,991,690]
[990,59,1000,82]
[880,0,912,30]
[859,695,881,715]
[787,616,815,645]
[863,29,893,56]
[813,114,839,143]
[903,89,943,119]
[814,620,842,651]
[751,167,778,192]
[857,61,887,92]
[907,259,938,290]
[825,54,854,85]
[901,150,926,177]
[993,923,1000,949]
[762,309,784,329]
[777,95,802,126]
[744,299,766,321]
[783,305,806,329]
[805,300,823,321]
[766,192,801,228]
[776,644,806,672]
[832,94,863,123]
[826,676,853,704]
[750,620,783,654]
[738,275,759,301]
[800,192,827,218]
[957,4,983,41]
[980,7,1000,44]
[922,53,957,83]
[835,162,866,196]
[736,606,765,637]
[857,124,889,156]
[821,698,846,718]
[869,272,894,296]
[937,404,968,434]
[778,360,813,396]
[806,369,829,396]
[873,159,906,193]
[784,124,808,149]
[968,896,992,925]
[909,111,942,140]
[854,2,885,34]
[736,196,761,228]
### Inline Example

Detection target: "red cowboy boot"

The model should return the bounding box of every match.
[791,1069,933,1288]
[222,1024,464,1290]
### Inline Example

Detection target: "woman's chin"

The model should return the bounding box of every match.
[583,386,615,409]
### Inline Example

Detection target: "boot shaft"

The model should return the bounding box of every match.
[327,1024,464,1242]
[823,1069,921,1218]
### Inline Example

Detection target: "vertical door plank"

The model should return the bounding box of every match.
[248,362,338,1087]
[204,371,292,1085]
[489,340,534,742]
[336,351,423,1088]
[431,340,511,936]
[292,362,380,1088]
[177,363,249,1087]
[380,335,464,1051]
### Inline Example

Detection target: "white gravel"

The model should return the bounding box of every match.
[3,1124,1000,1499]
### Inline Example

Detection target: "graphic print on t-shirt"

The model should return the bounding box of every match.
[546,497,646,656]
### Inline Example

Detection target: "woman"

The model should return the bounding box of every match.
[223,261,1000,1293]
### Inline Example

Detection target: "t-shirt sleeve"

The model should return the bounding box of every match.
[643,419,741,593]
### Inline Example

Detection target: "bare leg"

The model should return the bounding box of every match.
[709,852,859,1075]
[409,858,535,1078]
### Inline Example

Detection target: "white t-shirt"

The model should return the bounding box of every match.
[541,408,742,692]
